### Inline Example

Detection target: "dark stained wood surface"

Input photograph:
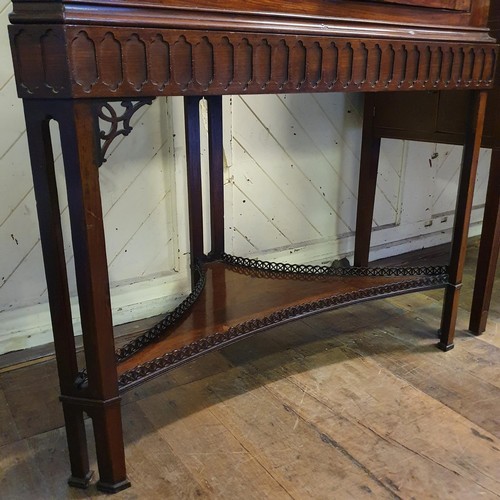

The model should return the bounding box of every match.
[19,0,488,28]
[470,151,500,333]
[8,0,497,99]
[438,90,487,348]
[370,0,470,9]
[116,261,447,378]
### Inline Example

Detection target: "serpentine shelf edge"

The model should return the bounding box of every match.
[111,256,449,391]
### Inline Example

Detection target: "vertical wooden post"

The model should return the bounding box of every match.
[354,94,382,267]
[55,99,130,492]
[23,99,92,488]
[469,150,500,334]
[184,96,205,275]
[207,95,225,259]
[439,90,488,351]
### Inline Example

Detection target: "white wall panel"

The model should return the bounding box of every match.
[230,94,407,263]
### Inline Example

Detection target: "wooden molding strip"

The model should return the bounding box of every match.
[9,24,498,98]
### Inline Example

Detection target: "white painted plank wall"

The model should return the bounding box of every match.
[227,93,489,264]
[0,31,490,354]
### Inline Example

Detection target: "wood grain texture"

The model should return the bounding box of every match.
[116,259,448,387]
[9,0,491,31]
[8,25,498,99]
[371,0,470,9]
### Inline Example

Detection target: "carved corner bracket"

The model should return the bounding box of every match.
[94,98,155,166]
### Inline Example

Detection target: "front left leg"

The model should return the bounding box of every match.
[54,99,130,491]
[23,99,93,488]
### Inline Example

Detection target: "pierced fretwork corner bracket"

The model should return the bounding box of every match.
[94,98,155,166]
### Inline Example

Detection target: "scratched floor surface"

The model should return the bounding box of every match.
[0,242,499,499]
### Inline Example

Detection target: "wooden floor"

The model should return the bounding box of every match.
[1,241,499,499]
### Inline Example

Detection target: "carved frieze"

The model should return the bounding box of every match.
[10,26,71,97]
[9,24,498,98]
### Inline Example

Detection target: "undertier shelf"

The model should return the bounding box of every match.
[116,256,449,391]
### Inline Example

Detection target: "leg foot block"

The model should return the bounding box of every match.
[68,471,93,489]
[96,478,131,494]
[437,341,455,352]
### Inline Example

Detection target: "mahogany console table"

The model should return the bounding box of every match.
[7,0,498,492]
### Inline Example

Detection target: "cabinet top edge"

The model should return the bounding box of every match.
[8,0,493,31]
